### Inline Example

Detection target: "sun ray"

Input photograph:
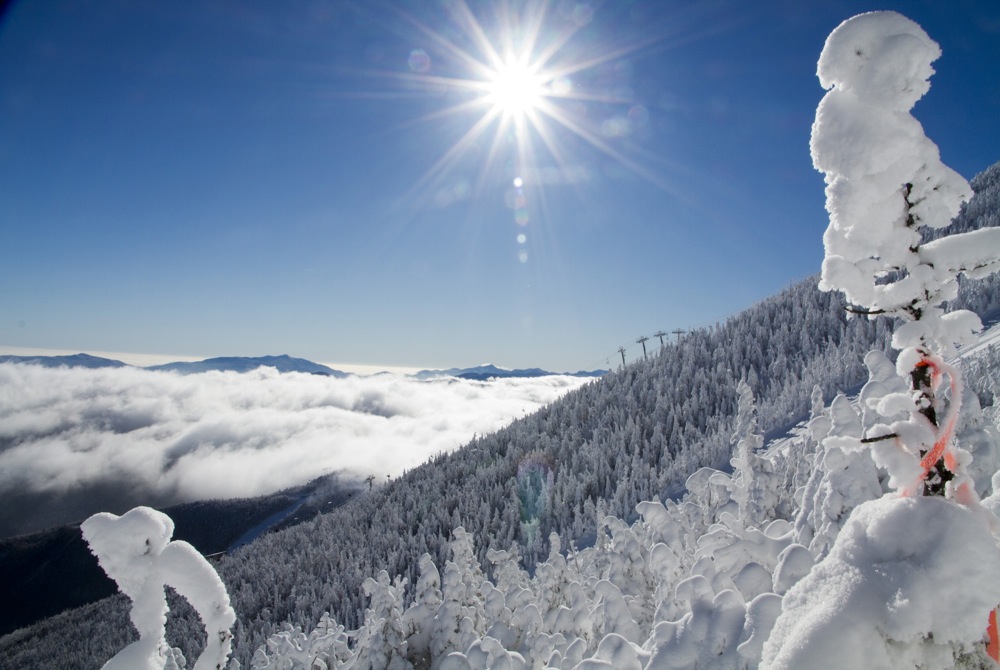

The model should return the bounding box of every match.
[400,105,502,202]
[540,103,678,192]
[402,8,496,79]
[459,1,509,72]
[352,0,684,217]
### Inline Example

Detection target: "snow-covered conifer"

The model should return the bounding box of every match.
[793,394,882,559]
[811,10,999,496]
[766,12,1000,668]
[765,496,1000,669]
[730,381,762,520]
[353,570,411,670]
[402,553,442,667]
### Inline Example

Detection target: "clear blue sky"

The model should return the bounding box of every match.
[1,0,998,372]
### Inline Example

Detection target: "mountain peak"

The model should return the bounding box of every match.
[0,353,128,369]
[145,355,348,377]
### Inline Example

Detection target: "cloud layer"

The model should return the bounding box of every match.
[0,364,589,537]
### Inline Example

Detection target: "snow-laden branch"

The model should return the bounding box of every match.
[812,11,975,343]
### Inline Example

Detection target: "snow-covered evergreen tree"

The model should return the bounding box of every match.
[765,11,1000,668]
[811,9,998,497]
[729,381,777,527]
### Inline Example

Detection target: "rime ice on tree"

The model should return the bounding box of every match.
[81,506,237,670]
[763,12,1000,669]
[811,10,1000,497]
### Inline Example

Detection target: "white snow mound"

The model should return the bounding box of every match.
[763,495,1000,670]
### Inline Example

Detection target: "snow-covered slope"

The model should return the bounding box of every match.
[0,282,900,667]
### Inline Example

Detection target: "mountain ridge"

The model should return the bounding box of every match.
[0,353,128,369]
[414,363,607,380]
[144,354,349,377]
[0,354,605,379]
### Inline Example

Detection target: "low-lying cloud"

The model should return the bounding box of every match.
[0,363,590,537]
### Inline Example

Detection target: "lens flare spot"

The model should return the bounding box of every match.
[513,176,524,188]
[628,104,649,125]
[517,453,553,545]
[505,189,528,209]
[551,77,572,96]
[518,250,529,263]
[601,116,632,138]
[571,3,594,26]
[408,49,431,73]
[515,209,530,225]
[433,178,471,207]
[516,233,527,244]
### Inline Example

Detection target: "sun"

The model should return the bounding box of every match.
[373,1,666,203]
[486,58,546,120]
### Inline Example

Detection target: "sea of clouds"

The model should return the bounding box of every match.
[0,363,590,538]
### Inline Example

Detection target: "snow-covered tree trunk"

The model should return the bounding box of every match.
[810,9,1000,498]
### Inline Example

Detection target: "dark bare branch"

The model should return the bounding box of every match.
[845,306,887,316]
[861,432,898,444]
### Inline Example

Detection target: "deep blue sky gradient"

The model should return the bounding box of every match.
[2,0,998,371]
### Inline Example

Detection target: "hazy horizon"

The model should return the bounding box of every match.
[0,343,616,375]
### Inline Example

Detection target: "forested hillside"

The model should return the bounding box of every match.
[2,162,997,669]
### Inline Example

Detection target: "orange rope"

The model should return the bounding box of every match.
[988,608,999,662]
[914,356,960,485]
[909,357,998,660]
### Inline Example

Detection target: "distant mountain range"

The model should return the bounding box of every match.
[0,353,128,369]
[414,363,607,380]
[0,354,606,379]
[0,353,347,376]
[145,354,349,377]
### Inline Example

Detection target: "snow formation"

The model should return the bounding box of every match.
[766,10,1000,668]
[82,506,236,670]
[813,11,977,338]
[764,495,1000,669]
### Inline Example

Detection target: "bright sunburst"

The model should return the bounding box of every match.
[486,58,545,119]
[383,0,662,201]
